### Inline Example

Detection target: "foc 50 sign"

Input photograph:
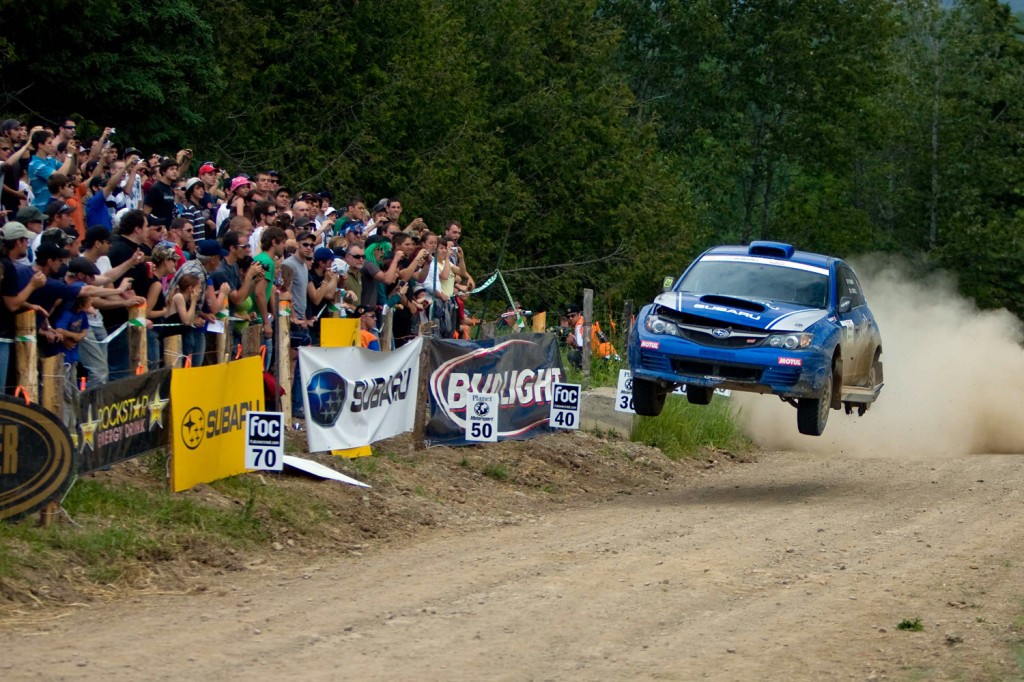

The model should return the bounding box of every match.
[0,396,75,522]
[170,357,264,492]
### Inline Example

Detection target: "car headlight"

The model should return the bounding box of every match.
[644,314,682,337]
[766,333,813,349]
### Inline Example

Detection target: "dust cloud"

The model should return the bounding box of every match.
[734,256,1024,457]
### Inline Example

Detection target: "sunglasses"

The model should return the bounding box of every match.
[348,254,365,260]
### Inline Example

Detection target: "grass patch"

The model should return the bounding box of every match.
[896,618,924,631]
[482,462,510,481]
[0,477,271,588]
[630,394,749,459]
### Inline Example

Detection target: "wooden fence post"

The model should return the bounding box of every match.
[379,307,394,351]
[582,288,593,388]
[128,304,147,375]
[163,334,182,369]
[621,299,633,368]
[40,355,63,416]
[14,311,38,403]
[242,325,262,359]
[532,311,547,333]
[213,326,227,364]
[276,300,292,414]
[411,321,436,451]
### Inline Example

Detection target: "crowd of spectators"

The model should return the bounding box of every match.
[0,116,479,421]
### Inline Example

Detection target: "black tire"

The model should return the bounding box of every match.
[685,385,713,405]
[633,377,667,417]
[797,368,833,436]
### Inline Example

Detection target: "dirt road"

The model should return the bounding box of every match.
[4,449,1024,681]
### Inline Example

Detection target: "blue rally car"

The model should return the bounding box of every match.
[627,242,883,436]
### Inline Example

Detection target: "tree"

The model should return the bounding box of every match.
[1,0,222,145]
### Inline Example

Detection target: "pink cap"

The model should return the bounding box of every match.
[230,176,252,192]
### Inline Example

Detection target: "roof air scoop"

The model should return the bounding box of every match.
[748,241,795,259]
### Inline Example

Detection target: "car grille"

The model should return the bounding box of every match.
[670,358,762,383]
[678,328,765,348]
[655,308,768,349]
[762,367,801,385]
[640,351,672,374]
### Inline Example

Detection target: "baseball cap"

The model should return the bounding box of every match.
[230,176,251,192]
[293,217,313,230]
[566,304,581,316]
[352,305,374,317]
[15,206,44,224]
[0,221,31,241]
[41,227,76,247]
[68,256,101,276]
[199,163,218,175]
[35,242,69,263]
[44,202,73,220]
[184,177,203,193]
[313,247,335,262]
[317,190,333,201]
[196,239,228,258]
[371,199,388,214]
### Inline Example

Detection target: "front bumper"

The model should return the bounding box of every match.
[628,330,831,399]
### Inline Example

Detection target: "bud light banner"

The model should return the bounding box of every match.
[299,338,423,452]
[426,334,565,446]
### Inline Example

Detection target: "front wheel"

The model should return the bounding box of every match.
[797,370,832,436]
[633,377,667,417]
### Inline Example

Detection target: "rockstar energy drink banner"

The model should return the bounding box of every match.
[0,395,75,522]
[170,356,263,492]
[77,369,171,474]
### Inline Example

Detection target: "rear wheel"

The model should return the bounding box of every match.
[685,385,713,405]
[797,367,833,436]
[633,378,668,417]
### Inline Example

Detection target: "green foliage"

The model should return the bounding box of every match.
[5,0,1024,318]
[481,462,510,481]
[897,617,925,631]
[0,477,267,585]
[1,0,222,143]
[630,394,749,459]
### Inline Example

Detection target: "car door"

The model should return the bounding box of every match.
[835,264,872,384]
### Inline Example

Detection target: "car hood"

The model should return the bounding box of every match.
[653,292,829,332]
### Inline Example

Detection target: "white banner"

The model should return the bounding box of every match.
[299,338,423,452]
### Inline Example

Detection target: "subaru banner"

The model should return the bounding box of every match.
[299,338,423,452]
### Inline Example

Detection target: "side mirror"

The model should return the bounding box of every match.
[838,296,852,314]
[661,276,675,292]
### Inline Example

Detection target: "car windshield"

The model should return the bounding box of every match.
[678,259,830,309]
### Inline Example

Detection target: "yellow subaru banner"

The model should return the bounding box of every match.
[170,356,264,492]
[319,317,371,458]
[320,318,360,348]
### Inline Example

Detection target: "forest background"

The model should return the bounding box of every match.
[3,0,1024,321]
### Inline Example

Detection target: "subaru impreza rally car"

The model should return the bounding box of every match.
[627,242,883,436]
